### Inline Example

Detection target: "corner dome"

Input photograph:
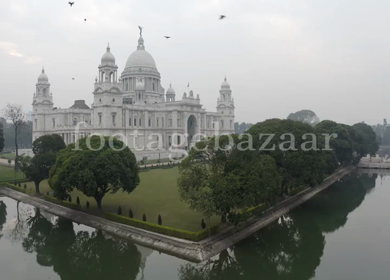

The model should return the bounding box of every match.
[125,36,157,69]
[166,84,175,95]
[221,76,230,89]
[101,44,115,66]
[38,68,48,82]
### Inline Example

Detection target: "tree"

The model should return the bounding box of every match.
[8,159,11,167]
[248,119,338,195]
[201,219,206,230]
[49,136,140,210]
[142,214,147,222]
[2,104,26,171]
[158,214,162,225]
[118,206,122,215]
[287,109,320,126]
[353,122,379,156]
[178,135,282,225]
[19,134,66,194]
[0,121,4,153]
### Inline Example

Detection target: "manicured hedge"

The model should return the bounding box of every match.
[0,178,29,184]
[105,212,219,241]
[44,195,82,210]
[1,183,26,193]
[289,185,309,196]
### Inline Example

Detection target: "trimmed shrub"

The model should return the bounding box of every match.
[118,206,122,215]
[44,195,81,210]
[86,201,90,209]
[201,219,206,230]
[158,214,162,225]
[128,208,134,218]
[104,212,220,242]
[142,213,147,222]
[2,183,26,193]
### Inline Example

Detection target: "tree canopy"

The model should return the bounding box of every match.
[49,136,140,210]
[178,135,282,224]
[247,119,339,194]
[287,110,320,126]
[19,134,66,194]
[0,122,4,153]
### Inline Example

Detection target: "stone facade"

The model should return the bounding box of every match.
[32,35,235,160]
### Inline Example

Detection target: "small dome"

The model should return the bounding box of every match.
[166,84,175,95]
[101,44,115,66]
[125,36,157,69]
[221,76,230,89]
[38,68,48,82]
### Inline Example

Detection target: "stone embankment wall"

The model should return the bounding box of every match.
[0,165,355,263]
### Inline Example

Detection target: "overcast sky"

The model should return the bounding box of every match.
[1,0,389,125]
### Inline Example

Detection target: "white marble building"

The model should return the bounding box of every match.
[32,34,235,160]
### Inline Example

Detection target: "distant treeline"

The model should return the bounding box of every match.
[0,120,32,151]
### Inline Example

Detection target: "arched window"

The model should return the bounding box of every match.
[129,118,132,126]
[223,94,225,101]
[73,118,77,126]
[138,93,141,100]
[112,98,115,103]
[157,118,159,127]
[134,118,137,127]
[148,118,151,127]
[110,72,114,83]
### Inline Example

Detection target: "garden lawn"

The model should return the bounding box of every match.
[24,167,220,232]
[0,165,25,182]
[0,153,16,160]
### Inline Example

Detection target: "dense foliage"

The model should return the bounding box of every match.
[19,134,66,194]
[178,135,282,225]
[287,109,320,126]
[234,122,254,134]
[49,136,140,210]
[0,122,4,153]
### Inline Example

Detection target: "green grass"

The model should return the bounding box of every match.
[0,165,25,182]
[24,167,220,232]
[0,153,15,160]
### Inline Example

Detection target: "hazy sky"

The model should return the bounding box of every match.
[1,0,389,125]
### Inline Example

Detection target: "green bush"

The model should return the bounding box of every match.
[2,183,26,193]
[289,185,309,196]
[44,195,82,210]
[104,212,220,241]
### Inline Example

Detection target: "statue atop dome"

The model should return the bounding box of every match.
[138,25,143,36]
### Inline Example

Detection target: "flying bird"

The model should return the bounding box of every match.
[84,19,87,21]
[219,15,226,20]
[164,36,171,39]
[69,2,74,7]
[187,82,190,87]
[72,78,75,80]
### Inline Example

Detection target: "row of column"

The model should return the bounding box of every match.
[61,132,93,146]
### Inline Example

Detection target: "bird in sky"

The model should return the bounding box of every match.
[84,19,87,21]
[69,2,74,7]
[164,36,171,39]
[219,15,226,20]
[72,78,75,80]
[187,82,190,87]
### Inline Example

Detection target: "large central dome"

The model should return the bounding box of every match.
[125,36,157,69]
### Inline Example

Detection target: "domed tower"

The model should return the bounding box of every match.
[166,84,176,102]
[93,45,123,131]
[32,67,54,139]
[216,76,235,132]
[121,33,165,104]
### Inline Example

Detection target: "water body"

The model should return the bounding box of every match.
[0,172,389,280]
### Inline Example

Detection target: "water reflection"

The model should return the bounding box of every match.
[20,208,142,280]
[0,200,6,239]
[179,173,377,280]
